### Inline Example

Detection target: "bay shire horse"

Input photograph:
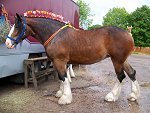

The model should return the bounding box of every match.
[6,14,140,105]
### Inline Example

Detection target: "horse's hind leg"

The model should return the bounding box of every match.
[105,59,126,102]
[69,64,75,78]
[123,61,140,101]
[53,59,72,105]
[66,64,76,83]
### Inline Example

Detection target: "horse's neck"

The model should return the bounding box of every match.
[26,18,64,44]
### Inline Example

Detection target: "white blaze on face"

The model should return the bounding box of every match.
[5,24,15,48]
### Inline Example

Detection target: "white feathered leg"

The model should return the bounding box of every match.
[128,80,140,101]
[55,81,64,98]
[58,78,72,105]
[56,67,72,97]
[67,67,72,83]
[105,80,122,102]
[69,64,75,78]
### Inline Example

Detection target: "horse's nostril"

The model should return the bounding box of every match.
[6,42,9,46]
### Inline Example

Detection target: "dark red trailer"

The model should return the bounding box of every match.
[0,0,79,78]
[0,0,79,28]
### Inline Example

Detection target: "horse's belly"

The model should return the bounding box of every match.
[68,36,108,64]
[69,53,108,64]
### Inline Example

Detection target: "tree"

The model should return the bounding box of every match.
[102,8,129,29]
[128,5,150,47]
[76,0,93,29]
[88,24,101,30]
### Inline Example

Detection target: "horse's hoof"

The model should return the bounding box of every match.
[128,93,137,101]
[55,90,63,98]
[105,92,117,102]
[128,97,136,101]
[58,94,72,105]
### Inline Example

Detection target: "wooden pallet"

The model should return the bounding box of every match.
[24,56,57,89]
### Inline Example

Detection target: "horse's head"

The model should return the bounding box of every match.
[5,13,26,48]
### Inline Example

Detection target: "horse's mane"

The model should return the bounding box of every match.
[24,10,68,24]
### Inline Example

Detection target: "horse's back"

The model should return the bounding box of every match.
[73,26,134,54]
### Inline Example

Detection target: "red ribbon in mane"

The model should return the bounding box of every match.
[24,10,68,23]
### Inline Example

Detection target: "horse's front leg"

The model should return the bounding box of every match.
[53,59,72,105]
[55,65,72,97]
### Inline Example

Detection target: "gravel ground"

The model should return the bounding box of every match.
[0,54,150,113]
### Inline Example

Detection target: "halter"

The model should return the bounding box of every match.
[7,17,26,44]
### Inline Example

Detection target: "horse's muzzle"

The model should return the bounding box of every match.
[5,38,16,49]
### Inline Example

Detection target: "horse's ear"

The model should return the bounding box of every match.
[16,13,22,22]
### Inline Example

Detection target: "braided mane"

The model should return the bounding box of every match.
[24,10,68,23]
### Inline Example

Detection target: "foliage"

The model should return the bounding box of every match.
[128,5,150,47]
[102,5,150,47]
[88,24,101,30]
[76,0,93,29]
[102,7,129,29]
[0,16,10,44]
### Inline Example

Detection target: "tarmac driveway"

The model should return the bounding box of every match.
[0,54,150,113]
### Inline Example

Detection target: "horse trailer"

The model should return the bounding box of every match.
[0,0,79,78]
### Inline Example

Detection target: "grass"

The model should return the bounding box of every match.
[132,52,150,55]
